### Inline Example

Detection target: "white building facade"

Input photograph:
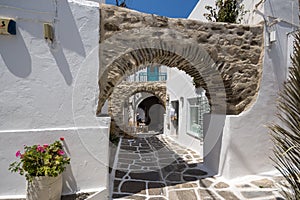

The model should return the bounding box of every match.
[0,0,110,198]
[0,0,299,198]
[165,0,299,179]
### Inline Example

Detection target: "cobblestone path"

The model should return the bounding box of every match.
[110,135,285,200]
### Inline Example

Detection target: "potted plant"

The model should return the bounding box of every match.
[9,137,70,200]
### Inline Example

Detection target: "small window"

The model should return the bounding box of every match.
[187,95,210,139]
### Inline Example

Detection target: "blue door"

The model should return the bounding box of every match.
[147,66,159,81]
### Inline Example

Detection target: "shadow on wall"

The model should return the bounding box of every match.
[0,0,87,82]
[62,165,78,194]
[203,114,225,175]
[58,0,86,57]
[48,0,91,85]
[0,29,32,78]
[62,142,77,194]
[51,46,73,85]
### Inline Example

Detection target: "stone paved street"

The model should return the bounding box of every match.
[110,134,286,200]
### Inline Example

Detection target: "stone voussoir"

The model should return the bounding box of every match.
[98,4,264,116]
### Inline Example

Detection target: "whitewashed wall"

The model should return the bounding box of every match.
[219,0,299,179]
[0,0,110,198]
[189,0,264,24]
[165,68,204,156]
[168,0,299,179]
[189,0,215,21]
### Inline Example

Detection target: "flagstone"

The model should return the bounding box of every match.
[217,191,239,200]
[148,182,166,195]
[129,171,162,181]
[183,176,198,181]
[214,182,230,189]
[199,179,214,188]
[241,191,274,198]
[169,189,197,200]
[115,170,128,179]
[183,169,207,176]
[110,136,286,200]
[165,172,182,182]
[148,197,167,200]
[251,178,275,188]
[170,182,198,189]
[120,181,147,194]
[198,189,221,199]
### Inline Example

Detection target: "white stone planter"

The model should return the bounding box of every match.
[26,174,62,200]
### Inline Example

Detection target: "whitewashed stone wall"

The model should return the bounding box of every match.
[0,0,110,198]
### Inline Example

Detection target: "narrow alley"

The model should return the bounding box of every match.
[110,135,284,200]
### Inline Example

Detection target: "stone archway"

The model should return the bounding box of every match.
[109,81,166,129]
[98,4,264,115]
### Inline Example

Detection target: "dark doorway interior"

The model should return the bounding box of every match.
[137,96,165,132]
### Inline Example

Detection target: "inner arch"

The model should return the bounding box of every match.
[98,47,211,115]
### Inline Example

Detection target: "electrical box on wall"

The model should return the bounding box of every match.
[0,18,16,35]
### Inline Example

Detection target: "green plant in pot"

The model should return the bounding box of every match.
[9,137,70,200]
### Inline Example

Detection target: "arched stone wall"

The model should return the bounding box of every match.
[109,81,166,133]
[98,4,264,115]
[99,48,210,113]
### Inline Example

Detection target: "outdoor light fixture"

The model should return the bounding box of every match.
[43,23,54,42]
[270,30,276,43]
[0,18,16,35]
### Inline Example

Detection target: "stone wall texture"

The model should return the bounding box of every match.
[109,81,166,134]
[98,4,264,115]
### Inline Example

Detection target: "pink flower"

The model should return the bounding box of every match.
[60,137,64,141]
[36,145,45,152]
[57,150,65,155]
[15,150,21,158]
[43,144,49,148]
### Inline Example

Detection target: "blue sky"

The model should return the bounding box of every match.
[105,0,199,18]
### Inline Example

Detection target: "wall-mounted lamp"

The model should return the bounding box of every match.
[43,23,54,42]
[270,30,276,43]
[267,18,282,27]
[0,18,16,35]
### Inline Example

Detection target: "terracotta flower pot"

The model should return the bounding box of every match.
[26,174,62,200]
